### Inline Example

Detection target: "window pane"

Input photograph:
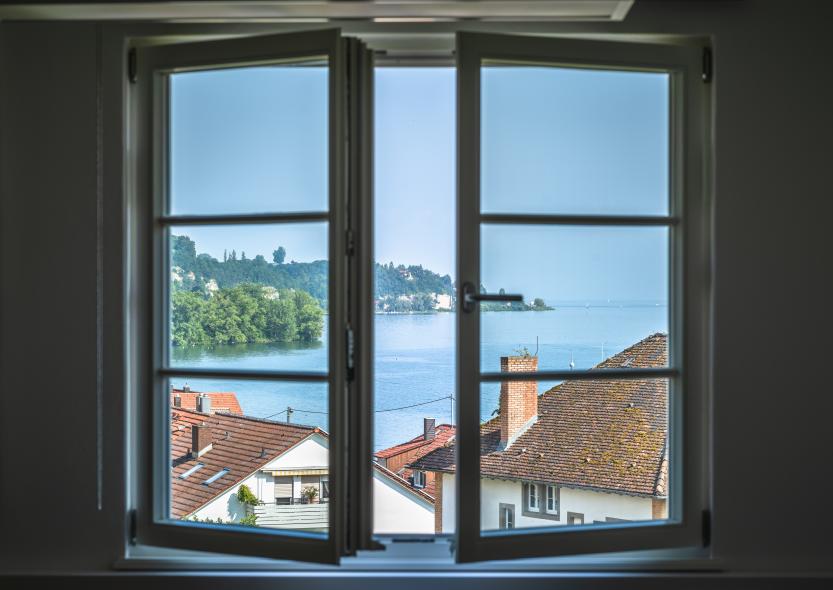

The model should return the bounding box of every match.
[481,63,669,215]
[372,67,456,536]
[168,378,329,535]
[169,60,328,215]
[479,378,669,532]
[167,223,328,371]
[480,224,669,373]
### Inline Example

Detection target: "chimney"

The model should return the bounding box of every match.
[173,392,182,408]
[191,423,213,458]
[499,355,538,448]
[196,393,212,414]
[424,418,436,441]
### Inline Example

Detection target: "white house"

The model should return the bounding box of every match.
[411,334,669,533]
[171,405,434,533]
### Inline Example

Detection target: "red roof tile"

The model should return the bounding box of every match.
[171,389,243,415]
[170,409,318,518]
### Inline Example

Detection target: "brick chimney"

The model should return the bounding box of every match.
[499,355,538,448]
[191,423,213,458]
[424,418,436,441]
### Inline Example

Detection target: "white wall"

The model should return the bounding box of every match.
[478,478,651,531]
[441,473,456,534]
[373,470,435,534]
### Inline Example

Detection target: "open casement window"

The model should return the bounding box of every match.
[455,32,708,562]
[133,29,374,564]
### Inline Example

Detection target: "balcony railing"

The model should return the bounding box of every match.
[250,502,329,531]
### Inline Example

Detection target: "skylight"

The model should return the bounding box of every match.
[178,463,204,479]
[203,468,230,485]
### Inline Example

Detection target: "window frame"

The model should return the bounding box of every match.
[545,485,559,516]
[455,31,710,563]
[413,470,427,489]
[131,28,352,564]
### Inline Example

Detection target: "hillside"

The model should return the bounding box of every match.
[171,235,455,312]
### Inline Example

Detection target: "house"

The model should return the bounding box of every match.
[411,334,669,533]
[375,419,455,498]
[171,387,243,415]
[171,405,434,533]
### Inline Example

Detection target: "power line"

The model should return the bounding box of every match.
[260,394,455,420]
[375,394,454,413]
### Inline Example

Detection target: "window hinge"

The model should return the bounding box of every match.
[128,509,138,545]
[128,48,138,84]
[702,508,712,547]
[702,47,713,83]
[346,324,355,381]
[346,229,355,257]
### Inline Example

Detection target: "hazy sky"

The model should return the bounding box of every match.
[170,65,668,303]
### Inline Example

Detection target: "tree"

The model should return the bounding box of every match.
[273,246,286,265]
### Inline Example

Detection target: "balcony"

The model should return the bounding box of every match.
[250,503,329,532]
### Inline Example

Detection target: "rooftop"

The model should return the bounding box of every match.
[375,423,455,497]
[170,408,319,518]
[171,388,243,415]
[410,333,669,498]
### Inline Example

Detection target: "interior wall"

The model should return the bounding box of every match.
[1,0,832,580]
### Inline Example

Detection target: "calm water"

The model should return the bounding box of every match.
[170,306,667,450]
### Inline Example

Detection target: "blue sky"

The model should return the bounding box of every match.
[170,65,668,303]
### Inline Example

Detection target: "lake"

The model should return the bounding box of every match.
[170,306,667,450]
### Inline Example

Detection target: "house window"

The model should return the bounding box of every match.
[413,470,426,489]
[526,483,539,511]
[499,503,515,529]
[567,512,585,526]
[321,476,330,502]
[545,485,558,514]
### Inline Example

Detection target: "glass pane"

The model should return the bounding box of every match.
[479,377,669,532]
[168,223,328,370]
[168,378,329,535]
[481,63,669,215]
[372,67,457,535]
[480,225,669,373]
[169,60,328,215]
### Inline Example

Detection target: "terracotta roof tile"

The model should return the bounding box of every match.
[411,333,669,498]
[171,389,243,415]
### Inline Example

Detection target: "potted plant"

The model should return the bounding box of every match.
[300,485,319,504]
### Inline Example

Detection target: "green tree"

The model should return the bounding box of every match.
[273,246,286,265]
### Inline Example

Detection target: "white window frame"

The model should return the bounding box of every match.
[527,483,539,511]
[129,28,377,564]
[455,31,710,563]
[546,485,558,515]
[115,23,711,569]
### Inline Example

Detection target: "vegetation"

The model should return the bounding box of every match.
[183,514,258,527]
[236,484,260,507]
[300,485,319,504]
[171,234,554,316]
[171,283,323,347]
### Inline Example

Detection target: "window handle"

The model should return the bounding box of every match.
[461,282,523,313]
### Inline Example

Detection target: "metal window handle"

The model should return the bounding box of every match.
[461,282,523,313]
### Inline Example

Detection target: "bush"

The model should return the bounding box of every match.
[236,484,260,506]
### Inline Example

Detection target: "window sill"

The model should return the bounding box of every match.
[117,541,718,573]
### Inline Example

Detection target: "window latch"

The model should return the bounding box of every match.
[461,282,523,313]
